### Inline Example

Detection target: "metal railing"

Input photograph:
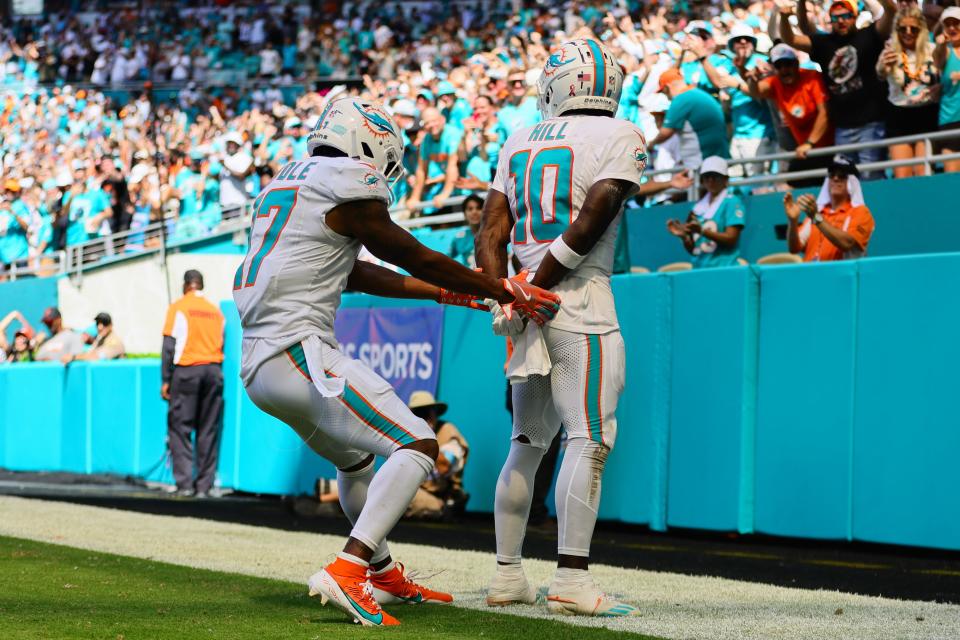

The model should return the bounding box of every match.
[3,130,956,281]
[3,206,254,283]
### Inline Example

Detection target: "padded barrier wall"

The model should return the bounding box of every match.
[2,255,958,550]
[627,172,960,270]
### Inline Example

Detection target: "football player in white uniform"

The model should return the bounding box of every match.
[234,97,560,627]
[476,40,647,617]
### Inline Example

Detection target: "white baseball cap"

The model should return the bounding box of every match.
[128,164,151,185]
[942,6,960,23]
[638,92,671,114]
[390,98,417,117]
[700,156,729,177]
[770,43,798,64]
[223,132,244,147]
[727,23,757,48]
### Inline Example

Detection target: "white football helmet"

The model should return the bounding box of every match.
[537,39,624,119]
[307,97,405,184]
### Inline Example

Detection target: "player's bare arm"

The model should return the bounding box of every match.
[531,178,635,292]
[327,198,559,319]
[346,261,442,300]
[475,189,513,279]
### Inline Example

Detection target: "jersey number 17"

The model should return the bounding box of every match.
[233,187,299,290]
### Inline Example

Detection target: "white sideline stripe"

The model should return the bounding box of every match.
[0,496,956,640]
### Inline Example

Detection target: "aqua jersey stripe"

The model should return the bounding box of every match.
[286,343,311,380]
[584,335,603,443]
[586,40,606,97]
[323,370,418,447]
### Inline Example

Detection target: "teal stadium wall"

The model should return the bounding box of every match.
[627,172,960,270]
[0,277,58,343]
[2,255,960,550]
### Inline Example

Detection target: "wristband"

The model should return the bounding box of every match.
[548,236,586,270]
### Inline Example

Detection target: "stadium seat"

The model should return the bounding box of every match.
[657,262,693,273]
[737,257,749,266]
[757,253,802,265]
[630,266,651,274]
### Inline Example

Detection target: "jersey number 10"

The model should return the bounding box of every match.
[510,146,573,244]
[233,187,299,290]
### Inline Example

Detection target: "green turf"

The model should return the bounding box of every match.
[0,536,659,640]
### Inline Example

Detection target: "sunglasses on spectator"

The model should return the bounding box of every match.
[898,25,921,34]
[510,80,525,87]
[830,12,855,22]
[828,171,850,180]
[773,59,798,69]
[945,19,960,30]
[695,29,712,39]
[730,37,753,45]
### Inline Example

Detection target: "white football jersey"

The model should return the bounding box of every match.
[490,115,647,334]
[233,156,390,384]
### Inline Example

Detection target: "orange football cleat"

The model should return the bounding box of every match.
[370,561,453,605]
[308,557,400,626]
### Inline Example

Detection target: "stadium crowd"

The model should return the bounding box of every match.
[2,0,960,276]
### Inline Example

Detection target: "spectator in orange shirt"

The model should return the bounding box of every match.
[784,155,876,262]
[740,43,834,186]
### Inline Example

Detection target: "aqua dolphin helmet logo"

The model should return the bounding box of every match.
[354,103,396,137]
[544,48,575,75]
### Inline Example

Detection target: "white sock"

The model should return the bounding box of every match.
[496,561,525,577]
[556,437,608,558]
[349,448,435,552]
[553,566,590,588]
[337,460,391,564]
[337,551,369,568]
[494,440,545,564]
[370,560,396,577]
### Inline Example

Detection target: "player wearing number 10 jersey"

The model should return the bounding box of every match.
[477,39,647,617]
[233,97,560,627]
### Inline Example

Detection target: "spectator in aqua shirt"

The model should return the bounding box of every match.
[281,36,298,76]
[388,98,420,205]
[617,57,647,127]
[666,157,746,269]
[679,21,725,98]
[62,166,111,245]
[0,179,30,269]
[495,70,541,138]
[691,24,778,177]
[650,68,730,164]
[408,106,463,215]
[448,194,484,268]
[174,154,217,230]
[455,94,502,192]
[437,81,473,131]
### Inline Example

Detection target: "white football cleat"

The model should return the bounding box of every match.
[485,568,537,607]
[546,579,639,617]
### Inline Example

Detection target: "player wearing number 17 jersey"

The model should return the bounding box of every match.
[476,39,647,617]
[233,97,560,627]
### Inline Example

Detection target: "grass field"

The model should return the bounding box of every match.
[1,536,653,640]
[3,496,958,640]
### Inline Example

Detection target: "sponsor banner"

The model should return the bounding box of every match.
[334,306,443,402]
